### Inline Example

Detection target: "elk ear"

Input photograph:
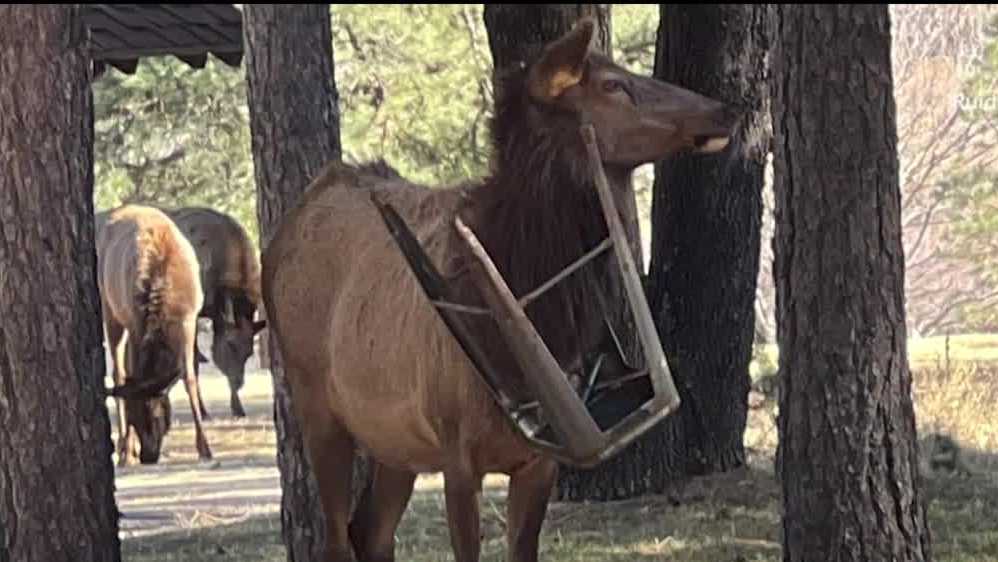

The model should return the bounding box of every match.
[529,17,596,102]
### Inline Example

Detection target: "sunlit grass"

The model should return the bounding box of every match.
[751,332,998,377]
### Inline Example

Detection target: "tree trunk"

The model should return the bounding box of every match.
[0,6,121,561]
[771,5,932,561]
[243,6,367,561]
[484,4,611,81]
[555,4,772,502]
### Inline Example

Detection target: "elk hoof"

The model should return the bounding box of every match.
[198,444,214,462]
[118,453,139,467]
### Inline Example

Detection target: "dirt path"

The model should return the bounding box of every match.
[111,367,283,539]
[116,461,281,538]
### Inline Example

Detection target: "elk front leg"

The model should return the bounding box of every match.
[444,470,482,562]
[193,340,211,421]
[506,457,558,562]
[182,350,212,461]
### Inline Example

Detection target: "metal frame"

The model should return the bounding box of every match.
[370,124,681,468]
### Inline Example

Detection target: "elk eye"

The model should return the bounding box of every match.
[603,80,625,94]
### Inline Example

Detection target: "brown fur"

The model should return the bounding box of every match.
[262,18,739,562]
[96,204,213,465]
[164,206,265,418]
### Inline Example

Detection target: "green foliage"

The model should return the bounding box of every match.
[333,4,493,185]
[612,4,657,75]
[92,57,256,242]
[92,5,661,249]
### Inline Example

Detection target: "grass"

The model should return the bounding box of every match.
[115,335,998,562]
[751,332,998,375]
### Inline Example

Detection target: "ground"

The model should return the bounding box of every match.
[112,334,998,561]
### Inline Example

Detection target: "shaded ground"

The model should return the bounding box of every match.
[112,360,998,561]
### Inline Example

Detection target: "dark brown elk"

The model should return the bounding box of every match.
[97,204,213,465]
[261,19,740,562]
[165,206,266,418]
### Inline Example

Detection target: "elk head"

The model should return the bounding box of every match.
[211,293,266,390]
[526,17,741,168]
[125,394,172,464]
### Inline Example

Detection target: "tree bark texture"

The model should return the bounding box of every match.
[772,5,932,561]
[557,4,772,501]
[0,5,121,562]
[243,6,367,561]
[484,4,611,82]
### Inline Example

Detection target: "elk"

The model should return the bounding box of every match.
[97,204,213,465]
[261,18,740,562]
[165,206,266,418]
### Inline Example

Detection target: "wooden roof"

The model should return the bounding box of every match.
[83,4,244,76]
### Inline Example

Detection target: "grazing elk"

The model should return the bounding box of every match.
[261,19,739,562]
[165,206,266,418]
[97,204,213,465]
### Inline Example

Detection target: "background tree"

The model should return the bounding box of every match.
[483,4,611,78]
[90,5,660,248]
[333,4,495,185]
[771,5,932,560]
[557,4,772,501]
[90,5,998,343]
[243,5,367,561]
[92,57,254,233]
[920,13,998,334]
[0,5,121,561]
[754,4,998,342]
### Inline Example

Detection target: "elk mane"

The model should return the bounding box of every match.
[134,231,175,348]
[462,59,623,367]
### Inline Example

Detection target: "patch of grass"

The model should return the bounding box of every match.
[924,474,998,562]
[123,516,285,562]
[913,360,998,472]
[909,333,998,367]
[750,332,998,376]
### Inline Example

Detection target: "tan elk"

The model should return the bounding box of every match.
[261,18,740,562]
[97,204,213,465]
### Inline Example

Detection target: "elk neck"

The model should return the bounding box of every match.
[463,133,634,367]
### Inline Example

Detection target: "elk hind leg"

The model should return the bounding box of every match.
[349,461,416,562]
[104,315,132,466]
[294,390,358,562]
[182,339,213,461]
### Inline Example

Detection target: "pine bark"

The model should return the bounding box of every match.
[243,5,366,561]
[484,4,611,80]
[0,5,121,561]
[772,5,932,561]
[557,4,772,501]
